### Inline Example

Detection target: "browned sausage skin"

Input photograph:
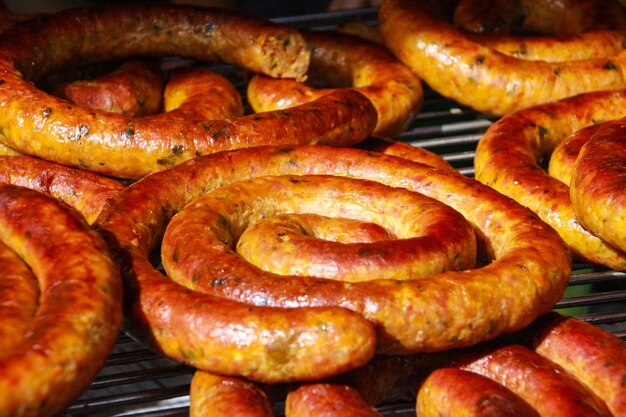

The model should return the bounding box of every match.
[475,89,626,269]
[0,155,124,224]
[190,371,274,417]
[570,120,626,253]
[97,145,570,383]
[460,344,613,417]
[285,384,382,417]
[247,29,423,137]
[417,368,540,417]
[54,59,164,117]
[522,312,626,417]
[379,0,626,116]
[0,185,122,417]
[0,4,377,179]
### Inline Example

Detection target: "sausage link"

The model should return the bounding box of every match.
[247,29,423,137]
[475,89,626,269]
[548,124,603,186]
[379,0,626,116]
[523,312,626,417]
[0,155,124,224]
[416,368,540,417]
[460,344,613,417]
[54,59,164,116]
[570,120,626,252]
[190,371,274,417]
[0,5,377,179]
[0,185,122,417]
[0,240,38,357]
[97,145,570,377]
[162,175,476,282]
[285,384,382,417]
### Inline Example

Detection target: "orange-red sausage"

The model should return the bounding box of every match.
[0,240,38,357]
[247,29,423,137]
[190,371,274,417]
[0,185,122,417]
[474,89,626,269]
[0,155,124,224]
[163,175,476,282]
[416,368,540,417]
[548,124,602,186]
[97,145,570,383]
[379,0,626,116]
[285,384,382,417]
[523,313,626,417]
[460,344,613,417]
[0,4,377,179]
[570,120,626,253]
[54,59,164,116]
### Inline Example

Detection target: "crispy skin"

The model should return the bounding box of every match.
[190,371,274,417]
[0,5,378,179]
[461,344,613,417]
[416,368,540,417]
[0,185,122,417]
[162,175,476,282]
[247,29,423,137]
[97,145,570,378]
[0,155,124,224]
[54,59,164,116]
[523,312,626,417]
[285,384,382,417]
[570,120,626,252]
[548,124,603,186]
[475,89,626,269]
[379,0,626,116]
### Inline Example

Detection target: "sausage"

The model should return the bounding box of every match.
[416,368,540,417]
[96,145,570,382]
[0,155,124,224]
[0,185,122,417]
[0,240,38,357]
[570,119,626,252]
[54,59,164,116]
[160,66,243,120]
[247,29,423,137]
[189,371,274,417]
[162,175,477,282]
[0,4,378,179]
[285,384,382,417]
[460,344,613,417]
[378,0,626,116]
[474,89,626,269]
[522,312,626,417]
[548,124,603,186]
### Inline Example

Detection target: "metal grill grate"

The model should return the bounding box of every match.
[60,7,626,417]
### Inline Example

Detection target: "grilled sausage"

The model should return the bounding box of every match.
[54,59,164,116]
[0,155,124,224]
[416,368,540,417]
[460,344,613,417]
[285,384,382,417]
[0,4,377,179]
[190,371,274,417]
[570,120,626,252]
[96,145,570,383]
[0,185,122,417]
[378,0,626,116]
[522,312,626,417]
[474,89,626,269]
[548,124,602,186]
[247,29,423,137]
